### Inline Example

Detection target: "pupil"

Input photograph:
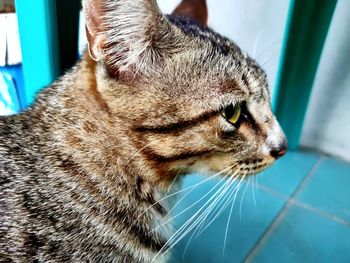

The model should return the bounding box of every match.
[225,104,235,119]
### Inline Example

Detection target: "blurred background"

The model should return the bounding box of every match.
[0,0,349,262]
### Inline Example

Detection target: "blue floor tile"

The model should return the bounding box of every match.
[296,157,350,223]
[170,174,285,263]
[251,205,350,263]
[258,151,320,197]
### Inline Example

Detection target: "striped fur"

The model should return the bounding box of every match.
[0,0,286,262]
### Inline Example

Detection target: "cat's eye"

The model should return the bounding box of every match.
[221,104,241,125]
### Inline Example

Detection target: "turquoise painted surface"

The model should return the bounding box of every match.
[0,71,20,115]
[15,0,60,106]
[258,151,320,196]
[169,151,350,262]
[171,177,285,263]
[296,157,350,223]
[251,205,350,263]
[0,65,24,110]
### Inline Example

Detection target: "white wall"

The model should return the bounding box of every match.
[301,1,350,161]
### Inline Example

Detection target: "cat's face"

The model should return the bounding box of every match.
[83,0,287,181]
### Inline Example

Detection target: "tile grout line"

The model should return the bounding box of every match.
[257,184,350,228]
[290,199,350,227]
[243,157,324,263]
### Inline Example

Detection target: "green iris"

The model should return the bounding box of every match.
[221,104,241,125]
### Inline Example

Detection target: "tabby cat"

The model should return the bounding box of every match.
[0,0,287,262]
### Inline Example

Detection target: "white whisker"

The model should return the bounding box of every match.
[252,29,264,58]
[181,174,238,258]
[152,172,229,234]
[223,173,246,255]
[165,168,182,194]
[168,167,237,216]
[151,165,238,262]
[152,177,233,261]
[194,171,241,236]
[131,166,234,231]
[124,139,161,165]
[252,176,257,207]
[254,38,284,62]
[198,174,244,238]
[239,175,250,221]
[260,55,281,68]
[188,171,240,241]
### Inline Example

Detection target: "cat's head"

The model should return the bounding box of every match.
[82,0,287,182]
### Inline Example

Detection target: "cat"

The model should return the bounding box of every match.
[0,0,287,262]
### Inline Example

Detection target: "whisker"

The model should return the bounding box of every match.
[177,177,238,254]
[252,29,264,58]
[239,175,250,221]
[252,176,257,207]
[152,165,236,262]
[194,171,241,236]
[223,197,235,255]
[167,166,238,217]
[124,139,161,165]
[260,56,281,68]
[152,165,239,262]
[152,172,230,234]
[223,173,247,255]
[131,166,234,231]
[254,37,284,62]
[181,174,238,258]
[165,168,183,194]
[197,174,245,238]
[188,171,239,243]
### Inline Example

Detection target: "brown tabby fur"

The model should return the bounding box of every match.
[0,0,287,262]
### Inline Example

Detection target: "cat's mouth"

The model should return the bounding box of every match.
[186,155,275,178]
[234,158,272,176]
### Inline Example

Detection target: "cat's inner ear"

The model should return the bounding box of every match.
[83,0,106,61]
[172,0,208,26]
[82,0,173,77]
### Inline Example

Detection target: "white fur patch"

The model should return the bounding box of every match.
[262,118,285,154]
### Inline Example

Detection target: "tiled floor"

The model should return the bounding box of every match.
[170,151,350,263]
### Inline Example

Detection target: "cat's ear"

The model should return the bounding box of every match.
[83,0,105,61]
[172,0,208,26]
[82,0,173,77]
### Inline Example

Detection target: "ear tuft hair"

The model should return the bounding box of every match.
[83,0,175,76]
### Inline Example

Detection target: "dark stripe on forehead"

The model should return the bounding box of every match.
[166,15,231,56]
[134,111,217,134]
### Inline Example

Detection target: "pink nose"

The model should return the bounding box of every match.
[270,141,288,159]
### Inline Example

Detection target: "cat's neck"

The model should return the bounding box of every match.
[13,55,175,259]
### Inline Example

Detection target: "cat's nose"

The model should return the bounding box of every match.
[270,140,288,159]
